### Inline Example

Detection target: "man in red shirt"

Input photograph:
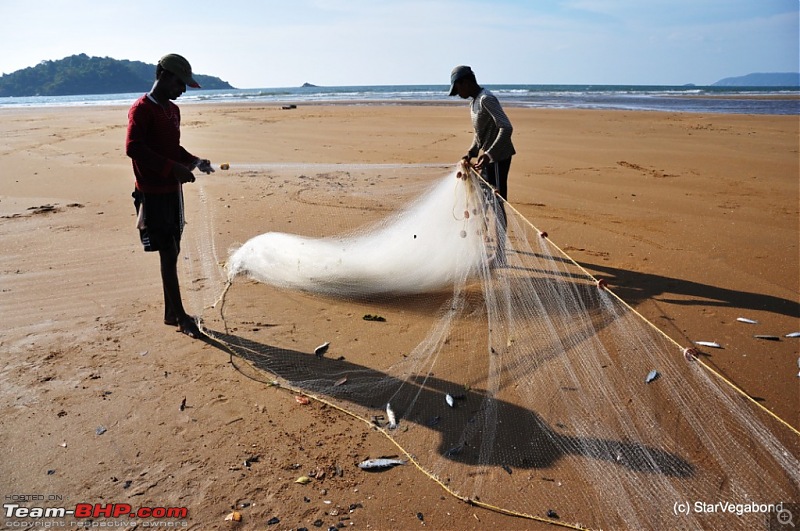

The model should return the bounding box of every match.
[125,54,213,339]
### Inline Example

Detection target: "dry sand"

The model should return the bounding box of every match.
[1,103,798,530]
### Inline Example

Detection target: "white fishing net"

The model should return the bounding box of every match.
[227,168,487,296]
[191,162,799,530]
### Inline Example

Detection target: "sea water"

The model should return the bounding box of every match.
[1,84,797,114]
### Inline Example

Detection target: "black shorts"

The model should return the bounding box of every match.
[132,190,184,253]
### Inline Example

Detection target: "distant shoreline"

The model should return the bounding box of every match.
[677,93,800,100]
[1,84,798,114]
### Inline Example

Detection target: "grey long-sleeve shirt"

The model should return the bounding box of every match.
[468,88,516,162]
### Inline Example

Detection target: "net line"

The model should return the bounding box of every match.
[469,164,800,440]
[179,162,799,530]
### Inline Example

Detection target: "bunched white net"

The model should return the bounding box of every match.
[227,168,487,296]
[191,162,798,530]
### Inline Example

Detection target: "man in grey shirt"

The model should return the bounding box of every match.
[449,65,515,264]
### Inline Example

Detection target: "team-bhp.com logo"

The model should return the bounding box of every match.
[4,502,188,522]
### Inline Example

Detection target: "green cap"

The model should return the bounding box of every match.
[158,54,201,88]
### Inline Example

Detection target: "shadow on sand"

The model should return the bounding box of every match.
[201,328,694,479]
[507,249,798,319]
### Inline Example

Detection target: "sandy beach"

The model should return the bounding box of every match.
[1,103,798,530]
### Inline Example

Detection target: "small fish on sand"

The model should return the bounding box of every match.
[695,341,722,349]
[754,335,780,341]
[444,444,463,457]
[645,369,660,384]
[386,403,397,430]
[785,332,800,338]
[736,317,758,324]
[357,457,406,470]
[314,342,330,357]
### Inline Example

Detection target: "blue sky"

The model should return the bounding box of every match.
[1,0,797,87]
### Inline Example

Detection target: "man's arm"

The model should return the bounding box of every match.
[482,95,513,162]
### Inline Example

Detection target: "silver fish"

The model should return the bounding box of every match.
[785,332,800,338]
[444,445,463,457]
[736,317,758,324]
[445,393,455,408]
[357,457,406,470]
[645,369,660,384]
[694,341,722,348]
[314,342,330,357]
[386,403,397,430]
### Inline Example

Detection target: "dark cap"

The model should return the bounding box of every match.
[448,65,473,96]
[158,54,201,88]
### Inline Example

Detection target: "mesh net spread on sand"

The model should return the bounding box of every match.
[186,162,798,530]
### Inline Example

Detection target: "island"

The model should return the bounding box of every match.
[0,54,235,97]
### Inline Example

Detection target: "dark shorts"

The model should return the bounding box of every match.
[132,190,184,253]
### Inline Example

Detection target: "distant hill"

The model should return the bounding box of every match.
[0,54,235,97]
[712,72,800,87]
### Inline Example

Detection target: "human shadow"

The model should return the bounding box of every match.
[202,328,694,479]
[578,261,799,319]
[501,247,798,320]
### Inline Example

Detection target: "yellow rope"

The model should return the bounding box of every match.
[468,165,800,437]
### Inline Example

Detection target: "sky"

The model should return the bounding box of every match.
[0,0,797,88]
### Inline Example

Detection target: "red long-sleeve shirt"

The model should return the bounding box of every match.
[125,94,196,194]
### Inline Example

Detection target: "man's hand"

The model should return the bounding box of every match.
[195,158,215,174]
[173,164,195,184]
[475,153,492,171]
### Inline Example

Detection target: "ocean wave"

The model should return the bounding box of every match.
[1,84,797,115]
